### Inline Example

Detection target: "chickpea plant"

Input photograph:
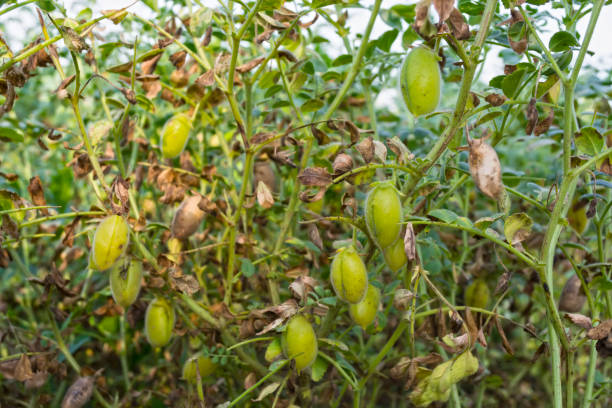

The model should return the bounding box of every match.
[0,0,611,407]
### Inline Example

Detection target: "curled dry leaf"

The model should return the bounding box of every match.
[333,153,353,176]
[387,136,414,164]
[253,299,299,335]
[61,376,95,408]
[448,8,470,40]
[289,275,318,301]
[256,181,274,209]
[169,267,200,295]
[414,0,431,35]
[564,313,592,330]
[355,137,374,163]
[62,216,81,247]
[393,289,415,311]
[485,93,507,107]
[307,223,324,252]
[586,319,612,340]
[404,222,417,261]
[559,275,587,313]
[373,140,387,162]
[110,176,130,216]
[237,56,265,73]
[297,167,332,187]
[467,133,504,200]
[525,98,538,135]
[534,108,554,136]
[169,50,187,68]
[433,0,454,22]
[254,161,277,192]
[27,176,49,215]
[311,125,329,145]
[494,316,514,355]
[507,10,527,54]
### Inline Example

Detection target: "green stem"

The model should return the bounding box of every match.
[0,0,36,17]
[119,312,131,392]
[70,52,109,192]
[225,151,254,304]
[18,211,105,229]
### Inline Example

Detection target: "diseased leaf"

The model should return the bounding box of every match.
[297,167,332,187]
[27,176,49,215]
[587,320,612,340]
[433,0,454,22]
[504,213,532,249]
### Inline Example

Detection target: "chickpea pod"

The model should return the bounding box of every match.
[145,297,176,348]
[282,315,318,371]
[330,245,368,304]
[161,113,192,159]
[109,260,143,308]
[349,284,381,329]
[365,182,403,249]
[400,47,441,117]
[90,215,130,271]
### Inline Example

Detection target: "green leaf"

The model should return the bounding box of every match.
[475,111,502,127]
[36,0,56,11]
[0,127,24,143]
[428,209,459,224]
[458,0,484,15]
[549,31,579,52]
[504,213,533,247]
[489,75,505,89]
[536,74,560,99]
[502,69,526,98]
[390,4,416,21]
[137,48,165,63]
[590,276,612,291]
[318,337,349,351]
[240,258,255,278]
[301,99,325,113]
[402,26,419,49]
[258,71,279,89]
[575,127,604,157]
[375,29,399,52]
[311,356,328,382]
[331,54,353,67]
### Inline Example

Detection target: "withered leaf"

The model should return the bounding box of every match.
[564,313,592,330]
[311,125,329,145]
[141,53,162,75]
[387,136,414,164]
[62,216,81,247]
[433,0,454,22]
[297,167,332,187]
[202,26,213,47]
[355,137,374,163]
[236,56,265,74]
[530,342,548,363]
[196,70,215,87]
[255,299,298,335]
[587,320,612,340]
[344,120,360,145]
[169,267,200,295]
[289,275,318,301]
[307,223,323,252]
[414,0,431,34]
[525,97,538,135]
[373,140,387,162]
[27,176,49,215]
[494,316,514,355]
[332,153,353,176]
[256,181,274,209]
[393,289,415,311]
[169,50,187,68]
[448,8,470,40]
[61,376,95,408]
[298,188,326,203]
[110,176,130,216]
[534,108,554,136]
[277,49,297,62]
[468,134,503,200]
[60,26,89,53]
[485,93,507,107]
[494,271,512,295]
[404,223,416,261]
[465,307,479,347]
[14,354,33,382]
[101,9,128,24]
[55,74,76,99]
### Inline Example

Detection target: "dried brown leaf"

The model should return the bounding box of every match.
[237,56,265,73]
[494,316,514,355]
[404,222,417,261]
[587,320,612,340]
[256,181,274,209]
[448,8,470,40]
[297,167,332,187]
[355,137,374,163]
[485,93,507,107]
[525,97,538,135]
[27,176,49,215]
[468,135,503,200]
[61,376,94,408]
[332,153,353,176]
[433,0,454,22]
[534,108,554,136]
[564,313,592,330]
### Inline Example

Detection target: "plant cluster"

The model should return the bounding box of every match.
[0,0,611,407]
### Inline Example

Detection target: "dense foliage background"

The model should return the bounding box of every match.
[0,0,611,407]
